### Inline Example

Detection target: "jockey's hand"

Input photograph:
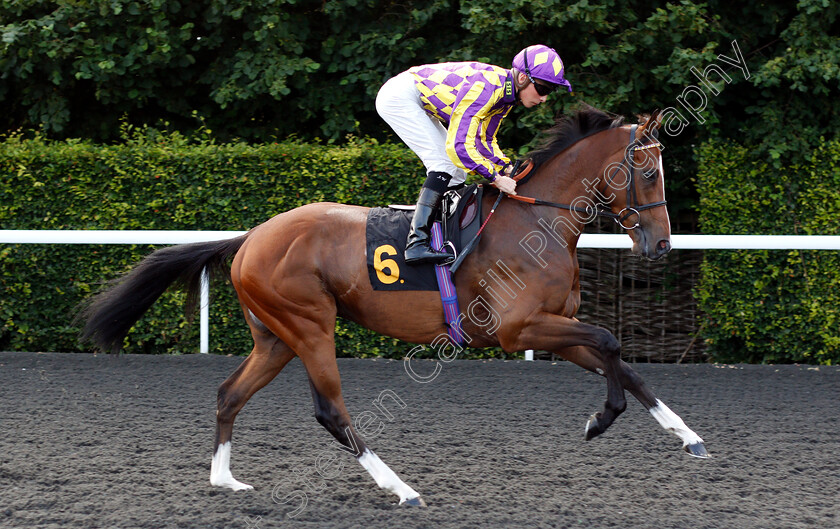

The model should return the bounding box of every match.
[492,175,517,195]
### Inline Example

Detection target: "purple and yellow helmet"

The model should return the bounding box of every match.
[512,45,573,93]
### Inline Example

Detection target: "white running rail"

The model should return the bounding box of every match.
[3,231,839,354]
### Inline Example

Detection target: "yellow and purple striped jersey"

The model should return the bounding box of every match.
[409,62,517,181]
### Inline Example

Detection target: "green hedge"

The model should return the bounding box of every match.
[696,138,840,364]
[2,129,504,357]
[11,129,837,363]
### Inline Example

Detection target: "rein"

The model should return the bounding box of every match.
[448,124,665,272]
[508,124,666,230]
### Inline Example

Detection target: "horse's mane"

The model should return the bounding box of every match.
[527,105,625,170]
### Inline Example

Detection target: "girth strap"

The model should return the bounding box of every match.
[431,222,465,345]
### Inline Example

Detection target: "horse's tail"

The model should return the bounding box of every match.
[77,233,249,353]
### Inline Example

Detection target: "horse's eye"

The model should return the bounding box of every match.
[643,167,658,179]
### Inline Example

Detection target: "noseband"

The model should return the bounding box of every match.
[508,124,667,231]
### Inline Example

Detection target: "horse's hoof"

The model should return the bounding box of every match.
[403,496,427,507]
[210,477,254,491]
[584,413,601,441]
[684,442,711,458]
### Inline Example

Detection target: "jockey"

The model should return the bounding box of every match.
[376,44,573,265]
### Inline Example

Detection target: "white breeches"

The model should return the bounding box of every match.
[375,72,467,186]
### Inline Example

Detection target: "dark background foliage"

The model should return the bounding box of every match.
[3,0,839,212]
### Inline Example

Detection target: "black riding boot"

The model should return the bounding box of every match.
[405,185,451,265]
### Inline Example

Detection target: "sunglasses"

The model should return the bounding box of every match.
[532,80,558,96]
[524,51,559,96]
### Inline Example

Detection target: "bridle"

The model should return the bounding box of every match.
[508,124,667,230]
[449,124,666,272]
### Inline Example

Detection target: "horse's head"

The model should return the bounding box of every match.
[600,111,671,261]
[520,106,671,260]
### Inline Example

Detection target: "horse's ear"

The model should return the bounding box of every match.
[638,109,662,136]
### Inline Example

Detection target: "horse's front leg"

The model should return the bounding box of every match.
[556,345,710,458]
[508,313,627,439]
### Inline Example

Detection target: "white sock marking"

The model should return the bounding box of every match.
[357,449,420,503]
[649,399,704,447]
[210,442,253,491]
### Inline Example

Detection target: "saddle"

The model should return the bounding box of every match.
[367,184,485,292]
[386,183,485,261]
[442,183,484,258]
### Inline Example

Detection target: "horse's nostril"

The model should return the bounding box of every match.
[657,240,672,255]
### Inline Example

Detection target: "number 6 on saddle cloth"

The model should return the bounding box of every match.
[364,184,484,292]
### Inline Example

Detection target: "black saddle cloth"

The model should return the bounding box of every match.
[365,184,484,291]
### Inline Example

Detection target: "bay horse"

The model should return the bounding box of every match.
[79,107,709,507]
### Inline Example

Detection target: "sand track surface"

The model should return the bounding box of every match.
[1,352,837,528]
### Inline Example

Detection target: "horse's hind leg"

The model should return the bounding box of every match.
[234,244,424,504]
[556,345,709,457]
[299,343,425,506]
[211,321,296,490]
